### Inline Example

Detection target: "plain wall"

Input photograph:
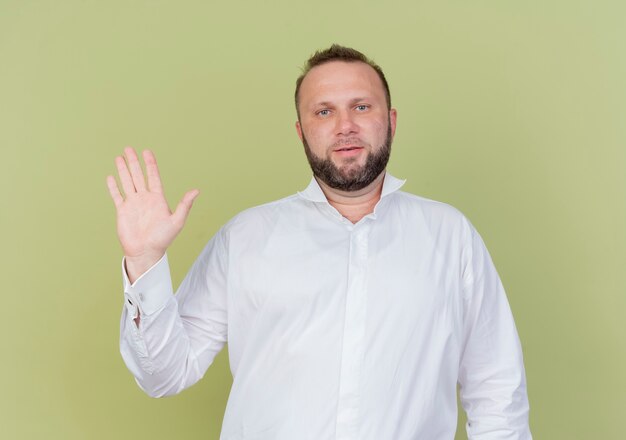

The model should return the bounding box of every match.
[1,1,624,438]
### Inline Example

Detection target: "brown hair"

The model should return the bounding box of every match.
[295,44,391,118]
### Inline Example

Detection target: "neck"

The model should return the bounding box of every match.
[317,172,386,223]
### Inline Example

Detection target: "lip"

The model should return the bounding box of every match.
[333,146,364,157]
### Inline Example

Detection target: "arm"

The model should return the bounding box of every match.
[120,232,228,398]
[458,221,532,439]
[108,148,227,397]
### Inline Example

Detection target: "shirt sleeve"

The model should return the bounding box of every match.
[119,228,229,398]
[458,221,532,439]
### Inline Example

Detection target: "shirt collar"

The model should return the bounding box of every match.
[297,172,406,204]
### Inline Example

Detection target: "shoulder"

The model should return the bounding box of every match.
[384,190,476,245]
[389,190,468,223]
[219,193,304,235]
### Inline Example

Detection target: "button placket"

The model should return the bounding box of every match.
[336,224,370,440]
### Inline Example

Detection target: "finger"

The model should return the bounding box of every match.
[143,149,163,193]
[106,175,124,207]
[171,189,200,227]
[124,147,146,192]
[115,155,135,195]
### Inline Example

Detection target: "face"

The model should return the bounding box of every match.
[296,61,397,192]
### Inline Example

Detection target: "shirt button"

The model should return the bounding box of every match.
[139,293,144,302]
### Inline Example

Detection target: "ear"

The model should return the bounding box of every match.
[295,120,303,142]
[389,108,398,138]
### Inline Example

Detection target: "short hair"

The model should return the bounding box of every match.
[294,44,391,118]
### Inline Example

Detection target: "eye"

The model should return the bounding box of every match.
[316,109,331,117]
[355,104,369,112]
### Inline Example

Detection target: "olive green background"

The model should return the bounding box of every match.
[1,1,624,439]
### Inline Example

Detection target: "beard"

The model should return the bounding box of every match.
[301,122,392,192]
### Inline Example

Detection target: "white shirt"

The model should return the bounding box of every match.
[120,173,531,440]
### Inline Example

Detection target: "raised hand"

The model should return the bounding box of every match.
[106,147,199,283]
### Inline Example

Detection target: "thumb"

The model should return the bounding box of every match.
[172,189,200,227]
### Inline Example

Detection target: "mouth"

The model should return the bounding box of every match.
[333,145,363,155]
[333,145,364,153]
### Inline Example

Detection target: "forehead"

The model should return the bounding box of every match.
[298,61,386,106]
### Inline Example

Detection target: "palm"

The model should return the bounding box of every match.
[116,190,179,257]
[106,148,199,275]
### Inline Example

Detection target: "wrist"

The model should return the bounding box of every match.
[124,252,165,284]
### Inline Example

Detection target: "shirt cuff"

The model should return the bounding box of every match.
[122,253,173,317]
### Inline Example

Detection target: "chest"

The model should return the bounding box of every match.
[227,222,463,330]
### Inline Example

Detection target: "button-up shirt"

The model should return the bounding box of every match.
[120,173,531,440]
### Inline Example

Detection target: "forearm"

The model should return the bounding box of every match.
[120,254,207,397]
[459,332,531,439]
[119,233,229,397]
[120,295,205,397]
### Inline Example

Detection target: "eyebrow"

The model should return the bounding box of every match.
[311,97,371,108]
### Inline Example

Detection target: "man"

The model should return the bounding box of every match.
[107,45,531,439]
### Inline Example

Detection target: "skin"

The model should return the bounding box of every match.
[295,61,397,223]
[106,148,199,285]
[107,59,397,319]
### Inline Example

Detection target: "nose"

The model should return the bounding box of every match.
[335,110,359,136]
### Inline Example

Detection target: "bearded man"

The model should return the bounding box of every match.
[107,45,532,440]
